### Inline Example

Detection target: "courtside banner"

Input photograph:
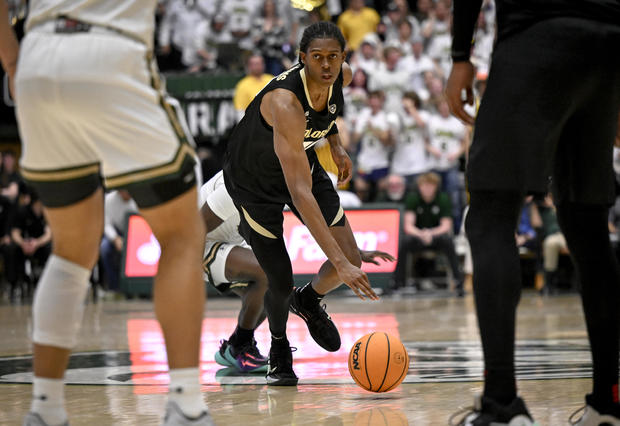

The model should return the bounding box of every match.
[124,208,400,278]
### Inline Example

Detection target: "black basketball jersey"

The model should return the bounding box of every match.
[223,63,344,204]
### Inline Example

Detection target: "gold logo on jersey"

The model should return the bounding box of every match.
[304,119,336,140]
[329,104,337,114]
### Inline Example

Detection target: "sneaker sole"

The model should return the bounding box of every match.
[266,376,299,386]
[215,350,234,368]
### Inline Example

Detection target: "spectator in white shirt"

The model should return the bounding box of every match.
[391,91,432,188]
[352,91,399,202]
[426,97,469,230]
[368,45,411,114]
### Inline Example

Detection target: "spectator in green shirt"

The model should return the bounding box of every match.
[392,172,464,296]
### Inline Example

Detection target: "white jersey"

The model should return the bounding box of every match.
[198,171,245,246]
[368,66,412,114]
[354,108,399,173]
[26,0,158,48]
[427,114,466,171]
[391,110,431,176]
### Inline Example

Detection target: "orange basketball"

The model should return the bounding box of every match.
[348,332,409,392]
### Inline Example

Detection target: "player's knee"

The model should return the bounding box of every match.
[33,255,91,349]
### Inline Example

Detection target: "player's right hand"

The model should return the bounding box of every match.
[337,263,378,301]
[446,61,475,126]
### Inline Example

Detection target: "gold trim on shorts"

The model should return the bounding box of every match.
[330,206,344,226]
[104,144,194,188]
[20,163,100,182]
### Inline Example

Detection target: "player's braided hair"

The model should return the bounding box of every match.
[298,21,346,64]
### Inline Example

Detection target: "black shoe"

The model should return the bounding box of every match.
[266,340,298,386]
[449,395,537,426]
[289,287,341,352]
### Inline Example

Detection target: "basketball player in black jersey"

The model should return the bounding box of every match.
[223,22,378,385]
[446,1,620,425]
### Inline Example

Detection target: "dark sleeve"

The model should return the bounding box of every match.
[451,0,484,62]
[404,193,419,212]
[438,193,452,218]
[10,207,26,234]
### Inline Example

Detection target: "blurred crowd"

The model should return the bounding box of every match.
[3,0,620,300]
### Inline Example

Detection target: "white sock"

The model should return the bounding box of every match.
[31,377,67,425]
[168,368,206,418]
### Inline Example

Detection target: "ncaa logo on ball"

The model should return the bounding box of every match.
[351,342,361,370]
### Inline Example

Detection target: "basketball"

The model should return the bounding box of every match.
[348,332,409,392]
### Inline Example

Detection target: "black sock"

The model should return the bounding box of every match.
[300,282,324,305]
[229,326,254,349]
[271,334,289,347]
[467,190,523,406]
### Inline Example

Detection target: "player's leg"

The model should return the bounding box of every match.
[552,57,620,420]
[234,204,298,385]
[15,32,107,425]
[210,245,269,373]
[556,203,620,420]
[25,189,104,426]
[466,190,524,405]
[286,163,364,351]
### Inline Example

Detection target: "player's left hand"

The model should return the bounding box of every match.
[331,144,353,185]
[360,250,396,265]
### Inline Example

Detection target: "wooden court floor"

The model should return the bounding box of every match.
[0,291,596,425]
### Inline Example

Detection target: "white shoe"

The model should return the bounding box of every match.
[162,401,215,426]
[23,412,68,426]
[570,405,620,426]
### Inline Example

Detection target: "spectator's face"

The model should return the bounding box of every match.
[368,95,384,111]
[398,22,412,40]
[419,181,438,201]
[352,69,367,87]
[417,0,432,14]
[387,176,406,200]
[32,199,43,216]
[263,0,276,16]
[247,56,265,76]
[429,77,444,95]
[435,2,449,20]
[301,38,345,87]
[386,50,401,69]
[349,0,364,11]
[412,40,424,57]
[3,154,15,172]
[360,43,375,59]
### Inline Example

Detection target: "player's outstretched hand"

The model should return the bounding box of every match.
[446,61,475,126]
[360,250,396,265]
[337,262,379,301]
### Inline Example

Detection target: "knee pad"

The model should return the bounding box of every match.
[32,255,91,349]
